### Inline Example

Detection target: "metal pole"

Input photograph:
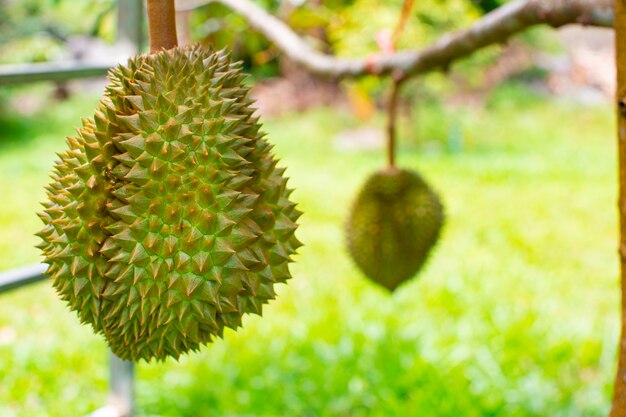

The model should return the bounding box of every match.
[85,355,135,417]
[109,352,135,417]
[117,0,144,53]
[0,62,114,86]
[0,264,47,293]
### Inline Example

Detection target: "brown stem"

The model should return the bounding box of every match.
[147,0,178,53]
[384,0,414,169]
[386,79,402,168]
[611,1,626,415]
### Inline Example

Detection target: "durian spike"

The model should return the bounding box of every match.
[147,0,178,53]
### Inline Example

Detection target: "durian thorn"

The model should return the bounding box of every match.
[147,0,178,53]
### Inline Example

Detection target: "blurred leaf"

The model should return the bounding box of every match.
[288,6,330,30]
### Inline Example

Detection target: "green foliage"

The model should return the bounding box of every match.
[188,1,283,77]
[0,0,115,64]
[327,0,479,58]
[0,86,618,416]
[484,82,548,115]
[407,81,549,151]
[470,0,505,14]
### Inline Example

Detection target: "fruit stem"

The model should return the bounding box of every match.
[386,78,403,168]
[385,0,413,169]
[147,0,178,53]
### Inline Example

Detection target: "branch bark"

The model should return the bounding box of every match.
[177,0,613,78]
[611,0,626,415]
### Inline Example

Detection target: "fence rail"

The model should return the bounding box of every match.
[0,0,142,86]
[0,265,135,417]
[0,61,115,86]
[0,263,47,292]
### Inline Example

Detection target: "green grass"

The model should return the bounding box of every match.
[0,84,619,416]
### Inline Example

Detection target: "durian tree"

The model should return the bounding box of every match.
[37,0,301,362]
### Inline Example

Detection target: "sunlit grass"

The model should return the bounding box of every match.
[0,84,618,416]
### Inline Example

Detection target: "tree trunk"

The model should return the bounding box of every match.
[611,1,626,415]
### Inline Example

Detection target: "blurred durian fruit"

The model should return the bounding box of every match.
[346,167,443,291]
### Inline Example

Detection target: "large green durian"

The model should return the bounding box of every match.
[346,168,443,291]
[37,45,302,362]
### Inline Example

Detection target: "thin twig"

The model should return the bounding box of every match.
[386,80,402,168]
[385,0,415,168]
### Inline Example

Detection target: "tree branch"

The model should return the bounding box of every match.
[177,0,613,79]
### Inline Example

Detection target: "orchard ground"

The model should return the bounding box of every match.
[0,82,618,416]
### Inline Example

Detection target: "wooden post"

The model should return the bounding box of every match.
[611,1,626,415]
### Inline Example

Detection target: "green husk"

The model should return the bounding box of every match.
[37,45,301,362]
[346,168,443,291]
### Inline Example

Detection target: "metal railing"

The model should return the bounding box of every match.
[0,62,114,86]
[0,0,143,86]
[0,1,145,415]
[0,265,135,417]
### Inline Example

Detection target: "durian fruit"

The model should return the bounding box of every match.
[37,45,302,362]
[346,168,443,291]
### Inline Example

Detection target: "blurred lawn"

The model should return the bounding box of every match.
[0,84,619,417]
